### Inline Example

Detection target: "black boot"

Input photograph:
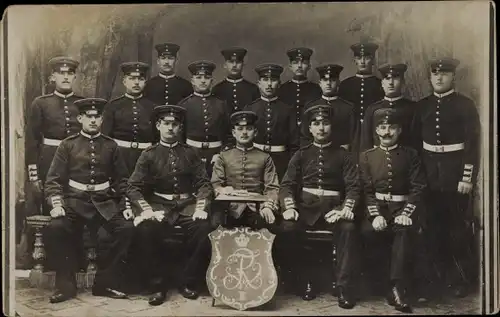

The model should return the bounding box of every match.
[148,291,167,306]
[338,286,356,309]
[387,285,412,313]
[301,281,316,301]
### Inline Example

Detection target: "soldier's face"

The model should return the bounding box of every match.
[156,118,182,142]
[232,125,257,146]
[430,70,454,93]
[319,78,339,96]
[382,75,404,97]
[309,119,332,143]
[224,60,244,77]
[191,74,213,93]
[376,123,401,147]
[157,55,177,74]
[289,59,311,77]
[354,55,374,74]
[258,77,280,97]
[77,113,103,134]
[123,75,146,95]
[51,70,76,92]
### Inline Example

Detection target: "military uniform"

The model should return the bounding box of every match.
[127,105,214,298]
[212,47,260,113]
[278,48,322,126]
[244,64,300,181]
[102,62,158,175]
[143,43,193,105]
[44,98,134,300]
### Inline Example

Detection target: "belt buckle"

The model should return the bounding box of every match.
[385,193,392,201]
[172,194,180,200]
[434,145,444,153]
[131,142,139,149]
[201,142,210,149]
[86,185,95,191]
[317,189,324,196]
[263,145,271,152]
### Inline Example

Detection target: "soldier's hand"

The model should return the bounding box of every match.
[50,206,66,218]
[283,209,299,221]
[372,216,387,231]
[122,209,134,220]
[141,208,155,220]
[341,208,355,221]
[192,210,208,221]
[394,214,412,226]
[260,208,275,224]
[325,210,341,223]
[457,181,473,194]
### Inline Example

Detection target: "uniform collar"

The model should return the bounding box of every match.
[292,78,308,84]
[261,96,278,102]
[379,144,398,151]
[433,89,455,98]
[54,90,74,99]
[236,145,254,151]
[355,73,375,79]
[322,95,338,101]
[384,95,403,102]
[194,91,211,98]
[159,72,176,80]
[313,141,332,148]
[160,140,179,148]
[125,93,143,100]
[226,77,244,84]
[80,131,101,139]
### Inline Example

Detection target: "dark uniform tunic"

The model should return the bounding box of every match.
[101,94,158,175]
[359,96,416,153]
[143,73,193,106]
[44,131,133,293]
[244,96,300,181]
[278,79,322,126]
[212,77,260,114]
[127,141,214,290]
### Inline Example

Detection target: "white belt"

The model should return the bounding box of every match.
[375,192,408,202]
[69,179,110,191]
[43,138,63,146]
[423,141,464,153]
[303,187,340,196]
[113,139,152,149]
[186,138,222,149]
[254,143,286,153]
[154,192,191,200]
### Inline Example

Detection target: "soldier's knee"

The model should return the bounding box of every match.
[278,220,300,234]
[339,220,356,233]
[47,218,70,236]
[195,219,214,235]
[135,219,159,237]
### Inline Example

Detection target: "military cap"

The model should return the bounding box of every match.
[230,111,258,126]
[373,107,403,127]
[48,56,79,72]
[155,43,180,57]
[379,63,408,78]
[188,60,216,75]
[221,47,248,62]
[304,104,333,124]
[429,57,460,72]
[287,47,314,61]
[120,62,150,77]
[153,105,186,123]
[74,98,107,115]
[350,42,379,57]
[255,63,284,79]
[316,64,344,79]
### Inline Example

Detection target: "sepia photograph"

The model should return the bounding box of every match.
[1,2,498,316]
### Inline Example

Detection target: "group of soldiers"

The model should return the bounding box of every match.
[26,40,480,313]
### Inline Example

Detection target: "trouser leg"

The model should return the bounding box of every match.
[390,224,414,289]
[134,220,165,292]
[333,220,358,290]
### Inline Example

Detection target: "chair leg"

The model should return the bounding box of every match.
[32,226,46,273]
[211,297,216,307]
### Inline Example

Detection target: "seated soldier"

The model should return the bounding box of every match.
[279,105,360,309]
[359,108,426,313]
[126,105,214,306]
[211,111,280,230]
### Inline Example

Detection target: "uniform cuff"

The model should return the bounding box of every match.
[402,203,416,217]
[343,198,355,211]
[28,164,38,181]
[195,199,207,213]
[283,197,296,210]
[367,205,380,217]
[462,164,474,183]
[50,195,63,208]
[137,199,153,212]
[261,200,278,212]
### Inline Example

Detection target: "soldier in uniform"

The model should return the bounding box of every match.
[359,107,426,313]
[302,64,355,149]
[412,58,481,297]
[278,47,322,127]
[178,60,232,176]
[211,111,280,229]
[127,105,214,306]
[44,98,134,303]
[102,62,157,175]
[143,43,193,106]
[338,42,385,155]
[212,47,260,114]
[359,63,416,153]
[279,105,360,308]
[244,64,300,181]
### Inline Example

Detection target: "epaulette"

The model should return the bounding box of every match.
[339,97,354,106]
[299,143,312,150]
[108,95,125,103]
[364,147,378,154]
[143,143,159,152]
[64,133,80,142]
[221,145,235,152]
[177,94,194,105]
[100,134,114,141]
[37,93,54,99]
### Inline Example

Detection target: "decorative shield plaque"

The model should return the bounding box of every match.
[206,226,278,310]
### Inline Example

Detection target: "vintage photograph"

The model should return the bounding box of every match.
[1,2,497,316]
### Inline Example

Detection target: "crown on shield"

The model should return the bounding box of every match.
[235,233,250,248]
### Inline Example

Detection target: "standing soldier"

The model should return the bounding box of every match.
[303,64,355,149]
[278,47,322,127]
[359,108,427,313]
[338,42,384,154]
[412,58,481,298]
[245,64,300,181]
[359,63,416,153]
[102,62,157,175]
[212,47,260,114]
[178,61,231,176]
[143,43,193,106]
[44,98,134,303]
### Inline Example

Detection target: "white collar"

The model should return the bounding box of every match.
[159,73,176,79]
[292,78,308,84]
[261,96,278,102]
[433,89,455,98]
[379,144,398,151]
[384,96,403,102]
[125,93,143,100]
[226,77,244,84]
[54,90,74,99]
[194,91,211,98]
[313,141,332,148]
[322,95,338,101]
[355,73,375,79]
[236,145,254,151]
[160,140,178,148]
[80,131,101,139]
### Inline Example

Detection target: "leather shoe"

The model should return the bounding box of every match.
[338,287,355,309]
[301,281,316,301]
[387,286,412,313]
[49,290,76,303]
[148,291,166,306]
[179,286,199,300]
[92,287,128,299]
